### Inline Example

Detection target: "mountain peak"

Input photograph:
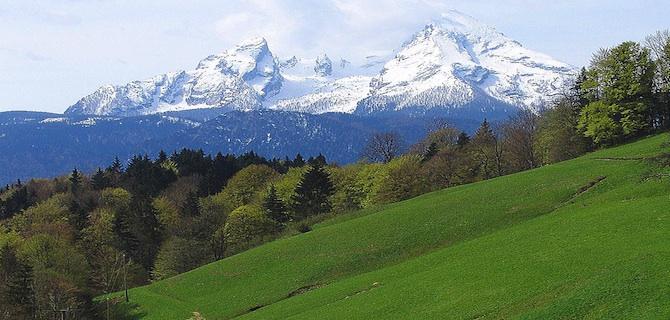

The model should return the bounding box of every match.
[237,36,269,49]
[361,10,576,114]
[420,10,507,45]
[433,10,487,32]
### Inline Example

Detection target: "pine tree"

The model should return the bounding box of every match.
[157,150,168,164]
[293,154,306,167]
[113,209,139,260]
[422,142,439,162]
[109,156,123,174]
[91,167,109,190]
[457,132,470,148]
[125,197,163,269]
[291,163,335,219]
[5,255,36,318]
[69,168,82,193]
[311,154,327,167]
[263,185,289,225]
[180,191,200,217]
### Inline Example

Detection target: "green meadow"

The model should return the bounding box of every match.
[112,133,670,319]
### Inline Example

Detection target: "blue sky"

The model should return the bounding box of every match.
[1,0,668,113]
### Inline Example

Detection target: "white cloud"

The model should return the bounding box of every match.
[212,0,451,63]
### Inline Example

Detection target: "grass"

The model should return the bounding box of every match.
[109,133,670,319]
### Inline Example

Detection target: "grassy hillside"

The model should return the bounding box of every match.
[111,134,670,319]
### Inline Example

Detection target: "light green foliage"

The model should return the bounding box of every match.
[578,101,622,145]
[19,234,90,315]
[19,234,89,288]
[328,165,366,213]
[218,165,279,210]
[82,207,116,246]
[0,228,23,253]
[272,166,308,213]
[153,197,181,234]
[353,163,387,208]
[108,134,670,320]
[199,194,228,218]
[374,155,428,204]
[152,237,210,281]
[9,193,71,238]
[222,205,275,249]
[579,100,651,145]
[580,41,655,144]
[160,159,179,176]
[100,187,131,211]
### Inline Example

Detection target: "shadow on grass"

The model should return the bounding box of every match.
[96,296,148,320]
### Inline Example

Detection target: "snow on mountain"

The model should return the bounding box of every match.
[65,38,275,116]
[314,54,333,76]
[357,10,575,115]
[268,76,372,114]
[264,54,380,114]
[66,10,575,118]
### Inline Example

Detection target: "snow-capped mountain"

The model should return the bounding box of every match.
[65,10,575,118]
[65,38,276,116]
[358,11,575,115]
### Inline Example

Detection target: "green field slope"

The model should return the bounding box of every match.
[112,134,670,319]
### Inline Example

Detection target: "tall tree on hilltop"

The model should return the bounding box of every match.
[69,168,82,194]
[308,154,327,167]
[579,41,656,144]
[362,132,403,163]
[106,156,124,187]
[292,163,335,219]
[645,30,670,128]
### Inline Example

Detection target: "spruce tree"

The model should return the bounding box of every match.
[456,132,470,148]
[157,150,168,164]
[291,163,335,219]
[5,257,36,318]
[308,154,327,167]
[263,185,289,225]
[293,154,306,167]
[422,142,439,162]
[106,156,124,187]
[180,191,200,217]
[91,167,109,190]
[69,168,82,194]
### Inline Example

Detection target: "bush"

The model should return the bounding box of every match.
[296,222,312,233]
